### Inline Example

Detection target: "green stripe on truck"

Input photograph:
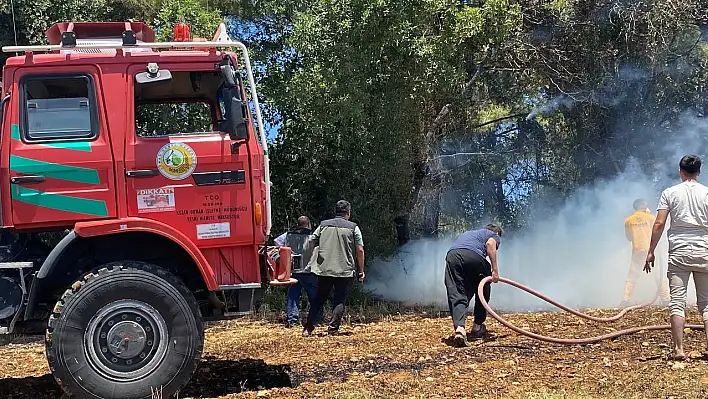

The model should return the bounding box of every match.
[10,155,100,185]
[11,185,109,217]
[11,124,92,152]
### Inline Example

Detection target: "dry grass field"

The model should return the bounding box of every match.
[2,306,708,399]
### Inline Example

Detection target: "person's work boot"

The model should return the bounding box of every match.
[453,327,468,347]
[469,324,487,339]
[302,325,314,337]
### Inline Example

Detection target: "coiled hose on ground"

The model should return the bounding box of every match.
[477,276,705,344]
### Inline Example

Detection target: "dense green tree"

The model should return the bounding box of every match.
[3,0,708,257]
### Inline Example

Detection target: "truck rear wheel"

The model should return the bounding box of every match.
[46,261,204,399]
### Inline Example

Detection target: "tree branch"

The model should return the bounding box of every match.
[472,113,527,129]
[462,45,493,95]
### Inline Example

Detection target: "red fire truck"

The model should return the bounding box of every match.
[0,21,294,398]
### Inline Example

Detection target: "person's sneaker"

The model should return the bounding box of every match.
[302,326,314,337]
[618,300,631,308]
[286,321,300,328]
[469,324,487,339]
[453,331,468,347]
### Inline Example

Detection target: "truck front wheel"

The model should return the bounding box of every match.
[46,261,204,399]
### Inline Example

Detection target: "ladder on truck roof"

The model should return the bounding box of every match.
[1,22,273,237]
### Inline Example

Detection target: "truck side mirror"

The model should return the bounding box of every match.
[219,87,248,141]
[219,64,237,88]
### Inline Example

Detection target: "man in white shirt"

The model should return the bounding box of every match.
[273,216,323,327]
[645,155,708,360]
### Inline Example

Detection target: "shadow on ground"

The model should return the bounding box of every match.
[181,357,296,397]
[0,334,43,347]
[440,329,514,348]
[0,357,294,399]
[0,374,62,398]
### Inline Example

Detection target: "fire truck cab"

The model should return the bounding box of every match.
[0,21,294,399]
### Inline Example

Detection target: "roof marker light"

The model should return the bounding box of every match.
[173,24,191,42]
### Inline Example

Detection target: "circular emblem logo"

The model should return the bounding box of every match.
[156,143,197,180]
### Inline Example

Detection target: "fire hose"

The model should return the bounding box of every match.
[477,276,705,344]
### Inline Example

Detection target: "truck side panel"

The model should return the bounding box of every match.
[7,65,118,227]
[202,246,260,286]
[96,63,130,219]
[1,68,14,227]
[123,62,261,286]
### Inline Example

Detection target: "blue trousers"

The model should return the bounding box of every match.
[286,272,323,324]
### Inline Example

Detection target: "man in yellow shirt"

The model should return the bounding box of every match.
[622,199,670,306]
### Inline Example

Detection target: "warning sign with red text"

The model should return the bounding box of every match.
[137,188,175,213]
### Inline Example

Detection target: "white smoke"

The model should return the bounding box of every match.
[365,112,708,312]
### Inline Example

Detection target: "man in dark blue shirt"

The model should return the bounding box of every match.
[445,223,503,347]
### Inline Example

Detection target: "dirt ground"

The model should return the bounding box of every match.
[2,306,708,399]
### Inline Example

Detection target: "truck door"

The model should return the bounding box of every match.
[124,64,255,248]
[8,68,118,226]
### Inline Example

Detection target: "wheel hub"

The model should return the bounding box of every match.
[85,300,168,382]
[107,320,147,359]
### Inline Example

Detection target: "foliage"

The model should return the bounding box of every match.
[2,0,708,258]
[253,0,526,253]
[136,102,214,137]
[0,0,220,63]
[153,0,223,41]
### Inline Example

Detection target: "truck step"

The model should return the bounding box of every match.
[0,262,33,269]
[222,311,253,317]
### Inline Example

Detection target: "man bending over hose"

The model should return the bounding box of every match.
[646,155,708,360]
[445,223,503,347]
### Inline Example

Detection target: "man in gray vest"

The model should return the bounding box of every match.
[303,200,365,336]
[274,216,323,327]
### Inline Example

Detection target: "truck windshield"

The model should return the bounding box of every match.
[134,70,224,138]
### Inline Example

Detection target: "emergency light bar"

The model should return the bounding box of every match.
[1,25,273,237]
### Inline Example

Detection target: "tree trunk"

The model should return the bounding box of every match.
[409,174,441,238]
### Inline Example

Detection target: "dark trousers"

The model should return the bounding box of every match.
[444,248,492,329]
[305,275,353,331]
[286,272,323,324]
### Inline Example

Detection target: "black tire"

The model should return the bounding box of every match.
[46,261,204,399]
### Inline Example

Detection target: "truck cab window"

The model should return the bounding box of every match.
[134,71,222,138]
[135,102,214,137]
[21,75,97,141]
